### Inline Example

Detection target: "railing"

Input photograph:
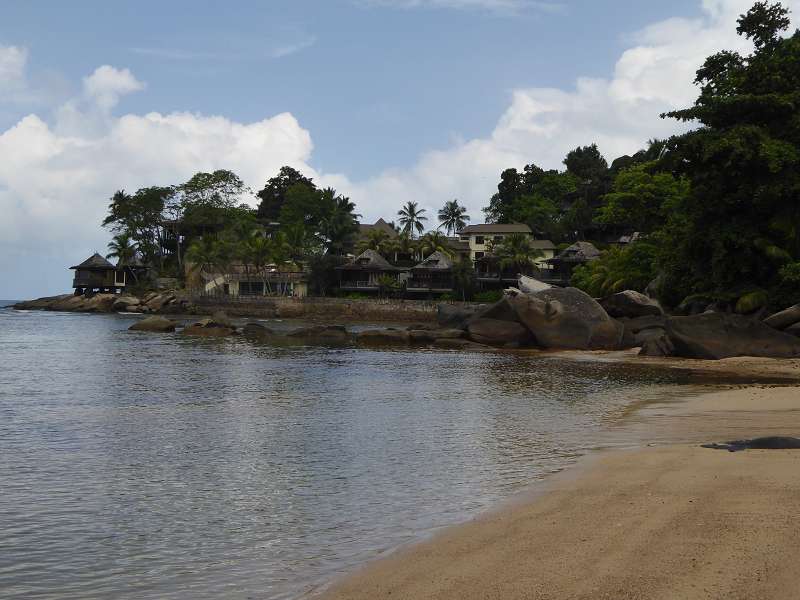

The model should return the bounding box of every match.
[339,280,378,289]
[72,276,115,288]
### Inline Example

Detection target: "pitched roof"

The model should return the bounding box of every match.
[70,253,116,270]
[337,249,399,271]
[358,218,399,239]
[550,241,601,262]
[412,250,454,271]
[530,239,556,250]
[458,223,532,235]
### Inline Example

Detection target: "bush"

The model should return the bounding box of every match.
[571,242,658,298]
[473,290,503,303]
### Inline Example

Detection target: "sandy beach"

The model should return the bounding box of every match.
[318,358,800,600]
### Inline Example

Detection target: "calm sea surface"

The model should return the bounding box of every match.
[1,305,692,599]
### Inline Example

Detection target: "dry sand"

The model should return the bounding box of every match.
[317,358,800,600]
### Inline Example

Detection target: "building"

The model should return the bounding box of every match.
[474,239,558,290]
[407,251,455,294]
[545,241,601,285]
[457,224,555,267]
[70,253,146,295]
[194,264,308,298]
[336,249,406,293]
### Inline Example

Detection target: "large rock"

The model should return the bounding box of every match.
[437,304,481,329]
[518,275,552,294]
[601,290,664,318]
[356,329,411,346]
[182,313,237,337]
[763,304,800,330]
[113,295,140,311]
[408,328,465,343]
[129,316,177,333]
[508,287,625,350]
[666,313,800,359]
[286,325,351,343]
[145,293,176,312]
[472,297,520,323]
[639,331,675,357]
[785,322,800,338]
[467,318,531,347]
[242,322,277,338]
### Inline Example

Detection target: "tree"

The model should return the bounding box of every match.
[256,166,316,222]
[596,163,689,233]
[484,168,523,223]
[397,201,428,237]
[390,231,418,262]
[492,233,543,274]
[357,228,393,256]
[102,187,172,270]
[659,1,800,304]
[571,242,659,297]
[106,233,138,267]
[418,231,453,258]
[563,144,608,182]
[185,236,221,293]
[437,199,470,235]
[452,259,477,301]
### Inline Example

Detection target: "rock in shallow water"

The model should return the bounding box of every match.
[129,316,177,333]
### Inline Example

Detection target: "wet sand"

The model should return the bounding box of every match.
[317,358,800,600]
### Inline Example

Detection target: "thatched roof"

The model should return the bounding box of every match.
[357,218,399,240]
[412,251,454,271]
[70,253,116,271]
[459,223,532,235]
[338,249,399,271]
[550,241,601,263]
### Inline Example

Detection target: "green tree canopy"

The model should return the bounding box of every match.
[437,199,470,235]
[255,166,316,222]
[660,1,800,303]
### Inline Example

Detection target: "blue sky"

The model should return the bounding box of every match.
[2,0,700,176]
[0,0,787,299]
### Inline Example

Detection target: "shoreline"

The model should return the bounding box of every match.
[314,360,800,600]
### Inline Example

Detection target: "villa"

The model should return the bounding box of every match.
[336,249,406,293]
[406,251,455,294]
[70,253,147,295]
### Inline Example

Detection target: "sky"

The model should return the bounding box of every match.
[1,0,798,299]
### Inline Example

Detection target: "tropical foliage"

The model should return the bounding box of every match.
[397,201,428,238]
[437,199,470,235]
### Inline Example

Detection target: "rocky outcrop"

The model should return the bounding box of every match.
[182,312,238,337]
[785,322,800,338]
[128,316,178,333]
[467,318,531,347]
[763,304,800,330]
[408,328,465,343]
[517,275,552,294]
[437,304,482,329]
[508,287,625,350]
[14,290,186,315]
[638,331,675,357]
[666,313,800,359]
[601,290,663,318]
[286,325,351,343]
[356,329,411,345]
[242,322,276,339]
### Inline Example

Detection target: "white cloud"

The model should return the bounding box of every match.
[82,65,145,111]
[338,0,800,225]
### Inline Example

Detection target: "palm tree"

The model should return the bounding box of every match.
[185,235,221,293]
[494,233,543,274]
[418,231,454,258]
[106,233,138,265]
[283,223,319,263]
[389,231,418,263]
[357,228,392,257]
[437,199,470,236]
[397,201,428,238]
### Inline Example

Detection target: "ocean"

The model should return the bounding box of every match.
[0,306,690,599]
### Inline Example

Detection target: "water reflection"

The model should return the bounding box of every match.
[1,309,691,599]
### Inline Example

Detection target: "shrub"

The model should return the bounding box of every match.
[473,290,503,303]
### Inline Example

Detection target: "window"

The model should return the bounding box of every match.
[475,236,485,245]
[460,236,469,241]
[474,251,485,259]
